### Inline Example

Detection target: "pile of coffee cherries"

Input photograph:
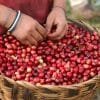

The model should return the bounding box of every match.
[0,23,100,85]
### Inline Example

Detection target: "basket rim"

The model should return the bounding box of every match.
[1,75,99,89]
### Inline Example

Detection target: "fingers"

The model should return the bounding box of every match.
[27,35,37,46]
[48,23,66,39]
[36,23,46,38]
[25,40,32,47]
[28,22,47,46]
[31,29,43,42]
[21,27,45,46]
[46,17,54,34]
[21,34,38,46]
[54,26,67,40]
[22,28,44,46]
[21,40,31,46]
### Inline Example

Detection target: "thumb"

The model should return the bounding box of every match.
[46,18,54,34]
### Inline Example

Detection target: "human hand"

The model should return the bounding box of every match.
[7,12,46,46]
[46,7,67,40]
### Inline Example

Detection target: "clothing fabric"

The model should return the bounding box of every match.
[0,0,53,24]
[0,0,53,34]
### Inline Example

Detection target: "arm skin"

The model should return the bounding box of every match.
[53,0,66,11]
[0,4,46,46]
[0,1,67,31]
[46,0,67,40]
[0,4,16,29]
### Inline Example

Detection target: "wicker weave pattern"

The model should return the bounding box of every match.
[0,20,100,100]
[0,75,99,100]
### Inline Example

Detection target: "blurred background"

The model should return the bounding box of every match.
[66,0,100,30]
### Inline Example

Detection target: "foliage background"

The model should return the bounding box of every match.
[66,0,100,29]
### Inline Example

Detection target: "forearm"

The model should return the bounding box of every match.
[53,0,66,10]
[0,4,16,29]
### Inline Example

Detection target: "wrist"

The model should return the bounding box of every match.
[8,10,21,33]
[5,9,16,29]
[53,0,66,11]
[0,5,16,29]
[53,6,66,14]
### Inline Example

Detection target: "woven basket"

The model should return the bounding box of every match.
[0,19,100,100]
